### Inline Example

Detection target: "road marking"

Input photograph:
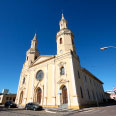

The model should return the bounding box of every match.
[80,109,95,113]
[79,109,95,114]
[84,109,94,112]
[90,110,100,113]
[45,110,56,113]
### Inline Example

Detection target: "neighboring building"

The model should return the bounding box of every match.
[104,92,110,100]
[0,93,16,104]
[106,91,116,100]
[16,14,105,109]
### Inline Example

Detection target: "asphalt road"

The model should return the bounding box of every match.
[65,105,116,116]
[0,105,116,116]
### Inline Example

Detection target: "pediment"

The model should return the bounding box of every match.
[32,55,54,66]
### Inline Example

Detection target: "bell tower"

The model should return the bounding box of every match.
[26,33,39,66]
[56,14,76,55]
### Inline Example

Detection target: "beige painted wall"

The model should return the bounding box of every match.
[0,94,16,104]
[16,14,105,109]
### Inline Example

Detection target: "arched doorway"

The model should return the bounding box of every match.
[19,91,23,104]
[37,88,42,104]
[60,85,68,104]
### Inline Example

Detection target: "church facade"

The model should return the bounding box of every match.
[16,14,105,109]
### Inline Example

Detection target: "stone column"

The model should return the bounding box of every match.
[66,82,71,107]
[23,73,30,104]
[52,63,56,105]
[57,84,61,105]
[15,72,23,104]
[43,65,47,105]
[30,71,34,102]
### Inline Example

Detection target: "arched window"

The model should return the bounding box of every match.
[72,39,74,45]
[85,76,87,82]
[78,71,80,78]
[35,56,37,60]
[80,86,83,98]
[23,78,25,84]
[92,91,95,100]
[60,67,65,75]
[60,38,62,44]
[27,56,28,61]
[87,89,90,99]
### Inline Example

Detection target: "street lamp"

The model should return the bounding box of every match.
[100,46,116,51]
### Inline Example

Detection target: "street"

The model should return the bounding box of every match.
[0,105,116,116]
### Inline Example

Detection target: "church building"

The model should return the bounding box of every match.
[16,14,105,109]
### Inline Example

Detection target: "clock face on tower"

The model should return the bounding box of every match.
[36,70,44,81]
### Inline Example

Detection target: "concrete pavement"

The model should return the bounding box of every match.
[0,104,116,116]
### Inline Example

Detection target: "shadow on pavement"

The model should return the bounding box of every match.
[0,105,44,112]
[0,106,23,112]
[98,102,116,107]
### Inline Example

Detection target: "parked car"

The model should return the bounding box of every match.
[25,102,43,111]
[4,101,17,108]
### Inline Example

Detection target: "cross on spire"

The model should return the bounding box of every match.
[62,13,64,20]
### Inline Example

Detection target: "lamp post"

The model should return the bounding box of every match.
[100,46,116,101]
[100,46,116,51]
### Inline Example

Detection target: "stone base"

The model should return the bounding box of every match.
[43,105,81,109]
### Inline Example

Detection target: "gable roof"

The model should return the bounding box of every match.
[30,55,55,67]
[82,68,103,84]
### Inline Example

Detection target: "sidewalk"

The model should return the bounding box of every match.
[45,107,96,113]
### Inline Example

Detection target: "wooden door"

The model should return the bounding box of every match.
[37,88,42,104]
[62,86,68,104]
[19,91,23,104]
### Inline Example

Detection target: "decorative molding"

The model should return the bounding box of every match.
[42,105,58,108]
[34,82,43,91]
[72,95,78,97]
[19,87,26,91]
[57,78,69,84]
[58,62,66,67]
[56,29,74,39]
[68,105,80,109]
[52,96,56,98]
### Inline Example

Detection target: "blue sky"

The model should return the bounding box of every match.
[0,0,116,93]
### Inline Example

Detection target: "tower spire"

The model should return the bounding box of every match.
[33,33,37,40]
[26,33,39,65]
[31,33,37,49]
[59,13,68,30]
[57,14,77,55]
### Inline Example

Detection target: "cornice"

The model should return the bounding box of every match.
[56,32,74,39]
[56,29,74,39]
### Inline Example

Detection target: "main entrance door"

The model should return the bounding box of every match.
[19,91,23,104]
[62,85,68,104]
[37,88,42,104]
